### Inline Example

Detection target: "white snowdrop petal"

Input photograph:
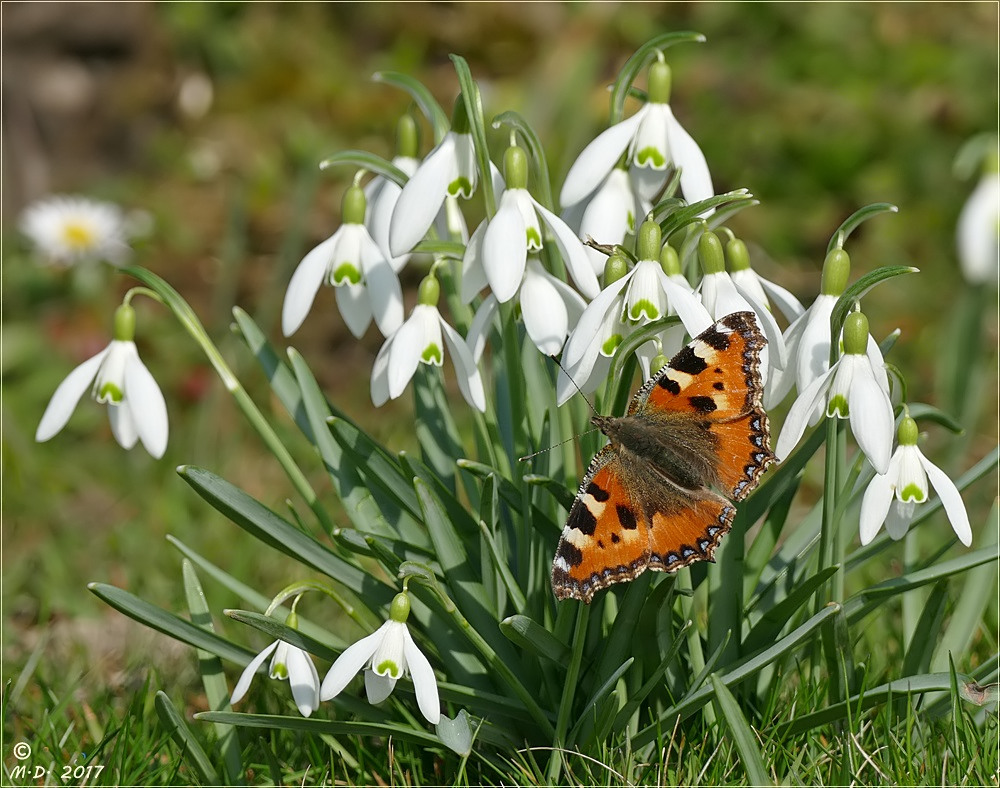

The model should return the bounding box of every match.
[521,262,569,356]
[36,347,110,442]
[282,232,339,337]
[921,455,974,546]
[402,627,440,725]
[775,365,837,460]
[461,221,490,303]
[320,625,389,701]
[231,641,279,705]
[483,192,528,303]
[560,110,646,206]
[533,199,600,299]
[387,311,427,399]
[364,669,397,705]
[859,470,895,545]
[108,402,139,450]
[440,318,486,412]
[335,282,374,339]
[466,294,499,363]
[124,353,169,458]
[390,136,457,257]
[286,647,320,717]
[848,363,894,475]
[663,104,714,206]
[370,336,393,407]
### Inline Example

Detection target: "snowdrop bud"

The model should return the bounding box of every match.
[637,219,661,261]
[725,237,751,272]
[821,248,850,296]
[842,311,869,355]
[389,592,411,623]
[342,183,367,225]
[651,353,669,374]
[418,274,440,306]
[113,303,136,342]
[659,243,681,276]
[450,96,471,134]
[647,60,672,105]
[396,114,419,159]
[698,231,726,275]
[503,145,528,190]
[897,415,919,446]
[604,251,629,285]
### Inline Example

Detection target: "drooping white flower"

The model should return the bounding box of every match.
[321,592,440,725]
[859,416,972,546]
[562,165,645,276]
[366,155,419,272]
[19,195,130,266]
[371,275,485,412]
[468,256,587,359]
[560,59,712,213]
[462,145,599,303]
[282,183,403,339]
[230,626,321,718]
[776,311,894,474]
[556,221,712,405]
[36,304,168,458]
[957,166,1000,287]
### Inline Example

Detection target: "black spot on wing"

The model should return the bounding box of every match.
[658,376,681,395]
[617,505,638,530]
[689,395,718,413]
[567,502,597,536]
[586,482,610,502]
[611,532,620,544]
[701,327,731,351]
[670,346,708,376]
[556,539,584,567]
[713,381,725,390]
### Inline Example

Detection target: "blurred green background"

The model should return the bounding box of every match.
[3,2,997,715]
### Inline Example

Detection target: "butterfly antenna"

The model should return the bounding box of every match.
[548,353,600,417]
[518,427,601,463]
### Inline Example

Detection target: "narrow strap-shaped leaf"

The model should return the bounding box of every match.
[903,582,950,676]
[710,674,772,786]
[660,189,757,240]
[460,459,558,534]
[450,55,495,216]
[480,519,528,614]
[826,203,898,255]
[225,610,342,661]
[609,31,706,123]
[90,582,254,665]
[182,561,243,785]
[823,606,858,704]
[830,264,917,345]
[156,692,221,785]
[372,71,450,143]
[743,479,799,600]
[402,452,479,537]
[413,365,464,494]
[744,565,839,653]
[522,474,575,515]
[198,710,441,747]
[592,572,652,687]
[178,465,395,607]
[499,615,569,663]
[566,658,634,746]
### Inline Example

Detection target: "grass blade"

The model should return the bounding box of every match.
[499,615,569,663]
[155,691,221,785]
[709,673,772,786]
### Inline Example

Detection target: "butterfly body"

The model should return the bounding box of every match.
[552,311,776,604]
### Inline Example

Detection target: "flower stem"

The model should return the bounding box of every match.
[546,602,590,783]
[818,417,842,609]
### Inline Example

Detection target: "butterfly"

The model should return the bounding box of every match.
[551,311,776,604]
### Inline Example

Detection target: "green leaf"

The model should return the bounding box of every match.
[319,150,409,186]
[197,710,442,747]
[660,189,758,241]
[830,265,918,345]
[499,615,569,663]
[411,239,468,259]
[744,565,839,653]
[156,692,221,785]
[566,658,634,746]
[450,55,495,216]
[225,610,341,662]
[609,32,707,123]
[90,583,254,666]
[710,674,772,786]
[906,402,965,434]
[435,710,475,756]
[523,474,576,512]
[178,465,395,608]
[460,459,558,535]
[479,518,528,614]
[826,203,898,255]
[413,365,464,494]
[372,71,449,142]
[903,582,950,676]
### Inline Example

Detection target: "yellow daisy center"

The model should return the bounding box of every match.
[61,220,97,251]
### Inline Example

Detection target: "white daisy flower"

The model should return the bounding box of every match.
[859,416,972,546]
[36,304,168,458]
[321,592,440,725]
[560,59,712,213]
[957,165,1000,287]
[282,183,403,339]
[371,275,485,412]
[19,194,130,266]
[230,615,321,718]
[776,310,894,474]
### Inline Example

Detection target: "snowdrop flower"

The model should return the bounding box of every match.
[19,194,130,266]
[371,274,486,412]
[468,256,587,359]
[365,116,421,272]
[282,182,403,339]
[561,59,712,213]
[956,155,999,287]
[776,310,894,474]
[462,145,599,303]
[562,164,645,275]
[725,237,804,324]
[389,100,477,257]
[859,416,972,546]
[230,612,320,717]
[321,592,440,725]
[36,303,168,458]
[766,248,849,409]
[556,221,712,404]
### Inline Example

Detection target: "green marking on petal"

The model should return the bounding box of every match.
[272,662,288,680]
[331,263,362,286]
[827,394,849,417]
[421,344,443,364]
[448,176,473,198]
[900,483,926,503]
[626,210,635,233]
[525,226,542,248]
[635,146,667,169]
[601,334,623,356]
[629,299,659,322]
[376,659,400,677]
[98,382,124,403]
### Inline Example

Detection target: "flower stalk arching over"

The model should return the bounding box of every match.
[321,592,440,725]
[282,181,403,339]
[859,416,973,546]
[35,303,169,458]
[775,310,894,474]
[560,59,713,212]
[371,273,486,412]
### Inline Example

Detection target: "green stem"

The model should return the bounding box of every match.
[818,417,841,609]
[677,570,713,725]
[121,266,334,534]
[546,603,590,783]
[831,425,847,602]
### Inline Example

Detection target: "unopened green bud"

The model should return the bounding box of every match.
[651,354,669,374]
[418,274,440,305]
[842,311,869,355]
[396,114,419,159]
[698,231,726,275]
[821,248,850,296]
[342,184,367,225]
[726,237,751,272]
[659,243,681,276]
[503,145,528,190]
[285,610,299,630]
[637,220,662,261]
[113,303,135,342]
[450,96,470,135]
[604,252,629,285]
[648,60,672,104]
[897,416,919,446]
[389,592,411,623]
